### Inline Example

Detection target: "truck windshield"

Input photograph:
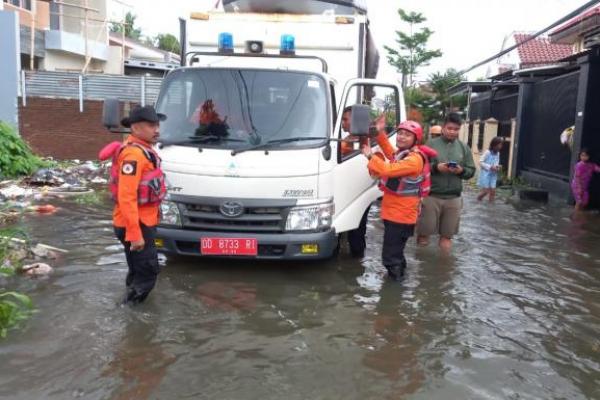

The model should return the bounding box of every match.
[155,69,329,150]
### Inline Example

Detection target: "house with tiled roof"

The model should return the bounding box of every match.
[512,33,573,68]
[550,5,600,56]
[487,32,573,77]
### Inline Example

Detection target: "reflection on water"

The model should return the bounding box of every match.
[1,192,600,399]
[104,316,176,400]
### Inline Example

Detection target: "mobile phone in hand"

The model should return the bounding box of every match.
[447,161,458,169]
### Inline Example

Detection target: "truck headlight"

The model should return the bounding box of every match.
[160,201,182,227]
[285,202,334,232]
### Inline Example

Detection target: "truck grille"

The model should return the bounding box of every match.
[174,196,294,233]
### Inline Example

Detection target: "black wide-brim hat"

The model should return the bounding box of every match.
[121,105,167,127]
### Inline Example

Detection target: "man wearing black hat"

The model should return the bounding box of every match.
[108,105,167,305]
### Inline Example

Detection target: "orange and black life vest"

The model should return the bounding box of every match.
[378,148,431,198]
[99,141,167,205]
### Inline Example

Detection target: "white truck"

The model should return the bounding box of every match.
[136,1,404,259]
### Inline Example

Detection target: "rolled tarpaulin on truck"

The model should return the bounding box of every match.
[222,0,367,15]
[365,27,379,79]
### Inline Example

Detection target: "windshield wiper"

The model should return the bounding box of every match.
[159,135,245,148]
[231,136,328,156]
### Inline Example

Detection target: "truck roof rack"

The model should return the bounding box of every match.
[222,0,367,15]
[183,51,328,73]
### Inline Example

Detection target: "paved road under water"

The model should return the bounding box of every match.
[1,191,600,399]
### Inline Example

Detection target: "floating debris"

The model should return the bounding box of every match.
[27,204,58,214]
[21,263,53,276]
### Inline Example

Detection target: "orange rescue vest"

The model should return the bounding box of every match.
[378,148,431,198]
[99,141,167,205]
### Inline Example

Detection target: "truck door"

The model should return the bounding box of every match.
[332,79,402,232]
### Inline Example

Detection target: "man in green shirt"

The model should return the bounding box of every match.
[416,113,476,251]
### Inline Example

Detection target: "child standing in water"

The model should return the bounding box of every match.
[571,149,600,211]
[477,137,503,202]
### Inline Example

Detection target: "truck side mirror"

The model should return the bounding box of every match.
[103,98,121,131]
[349,104,370,136]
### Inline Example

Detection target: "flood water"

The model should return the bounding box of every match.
[1,191,600,400]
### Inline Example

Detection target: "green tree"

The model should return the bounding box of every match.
[110,12,142,40]
[142,36,155,47]
[385,9,442,89]
[427,68,467,119]
[404,87,437,124]
[155,33,181,54]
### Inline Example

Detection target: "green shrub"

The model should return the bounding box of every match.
[0,213,35,339]
[0,227,29,273]
[0,122,48,178]
[0,291,35,338]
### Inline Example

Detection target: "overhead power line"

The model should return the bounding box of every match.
[459,0,600,75]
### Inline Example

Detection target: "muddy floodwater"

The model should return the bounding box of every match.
[1,191,600,400]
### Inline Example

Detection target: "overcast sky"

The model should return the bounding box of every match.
[110,0,590,81]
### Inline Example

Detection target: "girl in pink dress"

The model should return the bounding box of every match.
[571,149,600,211]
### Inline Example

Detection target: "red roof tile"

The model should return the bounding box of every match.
[551,5,600,35]
[513,33,573,68]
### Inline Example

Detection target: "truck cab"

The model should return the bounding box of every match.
[152,6,404,259]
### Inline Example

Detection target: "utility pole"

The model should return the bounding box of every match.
[84,0,89,72]
[111,0,133,74]
[121,21,125,74]
[30,6,35,70]
[21,1,37,70]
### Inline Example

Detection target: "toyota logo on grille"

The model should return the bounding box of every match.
[219,201,244,218]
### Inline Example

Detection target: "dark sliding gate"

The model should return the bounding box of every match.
[521,71,579,180]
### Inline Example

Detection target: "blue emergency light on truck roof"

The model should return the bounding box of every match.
[280,34,296,55]
[218,32,234,53]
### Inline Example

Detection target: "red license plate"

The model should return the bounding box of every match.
[200,237,258,256]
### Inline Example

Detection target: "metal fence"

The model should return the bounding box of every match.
[20,70,163,111]
[491,92,519,123]
[521,71,579,179]
[469,93,491,121]
[469,88,518,122]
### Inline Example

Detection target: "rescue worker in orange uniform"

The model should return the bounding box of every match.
[99,106,167,304]
[362,117,437,280]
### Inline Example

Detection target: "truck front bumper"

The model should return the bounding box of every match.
[156,227,338,260]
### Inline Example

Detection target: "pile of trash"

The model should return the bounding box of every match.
[0,160,109,203]
[0,160,109,276]
[1,236,67,277]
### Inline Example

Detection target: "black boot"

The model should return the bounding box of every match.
[120,287,145,306]
[385,263,406,281]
